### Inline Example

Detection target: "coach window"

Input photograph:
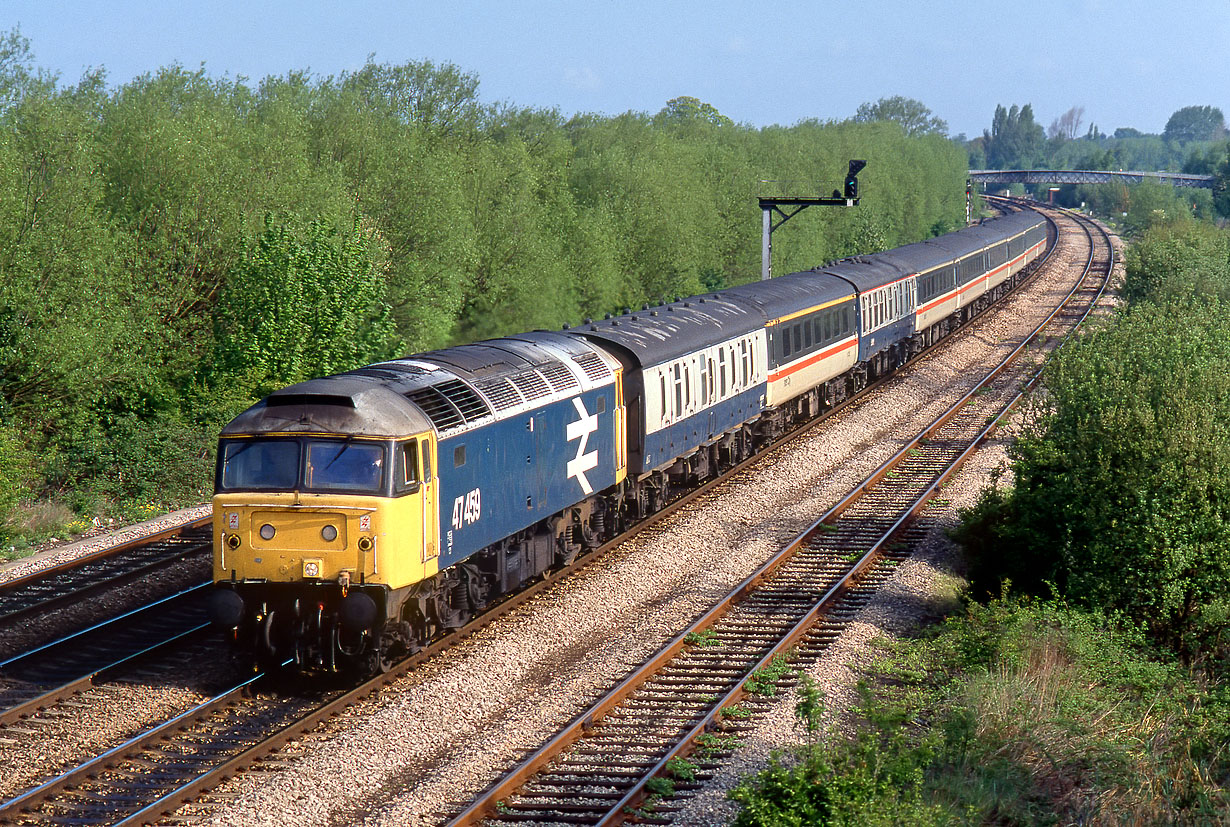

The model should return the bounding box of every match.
[683,362,692,408]
[673,364,683,416]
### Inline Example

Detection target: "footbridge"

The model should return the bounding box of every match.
[970,169,1214,189]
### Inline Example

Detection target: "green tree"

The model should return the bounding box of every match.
[1163,105,1226,144]
[654,95,733,128]
[854,96,947,138]
[212,215,401,400]
[982,103,1045,169]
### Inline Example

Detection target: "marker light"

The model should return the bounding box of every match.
[321,524,338,542]
[260,524,276,540]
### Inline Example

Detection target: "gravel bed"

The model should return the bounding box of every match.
[172,217,1112,827]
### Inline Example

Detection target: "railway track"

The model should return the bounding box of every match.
[0,205,1108,826]
[0,518,212,629]
[440,206,1114,826]
[0,584,214,727]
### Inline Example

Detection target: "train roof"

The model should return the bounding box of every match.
[811,255,911,294]
[830,210,1047,279]
[717,270,855,322]
[224,331,620,440]
[568,295,761,366]
[221,380,434,438]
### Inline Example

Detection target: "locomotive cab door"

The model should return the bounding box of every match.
[395,436,439,579]
[419,436,439,565]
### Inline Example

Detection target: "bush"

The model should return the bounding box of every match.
[957,297,1230,660]
[0,423,32,541]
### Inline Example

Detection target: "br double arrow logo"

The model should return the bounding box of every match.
[566,397,599,494]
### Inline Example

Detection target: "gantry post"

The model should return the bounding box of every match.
[759,160,865,280]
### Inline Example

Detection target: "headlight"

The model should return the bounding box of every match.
[259,523,276,540]
[321,524,338,542]
[303,559,322,578]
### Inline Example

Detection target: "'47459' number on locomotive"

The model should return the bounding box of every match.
[451,488,481,531]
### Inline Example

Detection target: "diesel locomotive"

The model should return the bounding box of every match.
[208,209,1048,674]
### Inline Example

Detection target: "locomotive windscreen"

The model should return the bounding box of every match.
[217,437,388,495]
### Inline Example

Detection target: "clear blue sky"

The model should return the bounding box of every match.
[6,0,1227,139]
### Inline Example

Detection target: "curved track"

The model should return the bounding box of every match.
[443,205,1114,826]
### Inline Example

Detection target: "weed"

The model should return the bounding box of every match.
[794,675,825,746]
[696,731,743,759]
[745,654,795,696]
[645,776,675,797]
[664,756,699,782]
[721,704,752,720]
[684,628,722,647]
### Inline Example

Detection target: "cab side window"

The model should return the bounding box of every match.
[396,440,420,494]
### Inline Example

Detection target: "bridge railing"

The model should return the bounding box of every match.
[969,169,1214,189]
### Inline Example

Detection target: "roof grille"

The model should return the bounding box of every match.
[510,371,551,402]
[405,379,490,431]
[477,378,523,412]
[540,362,579,393]
[572,352,611,382]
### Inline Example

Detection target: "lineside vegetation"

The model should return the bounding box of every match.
[0,30,970,550]
[729,216,1230,823]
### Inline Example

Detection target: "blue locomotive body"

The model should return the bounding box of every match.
[435,382,620,568]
